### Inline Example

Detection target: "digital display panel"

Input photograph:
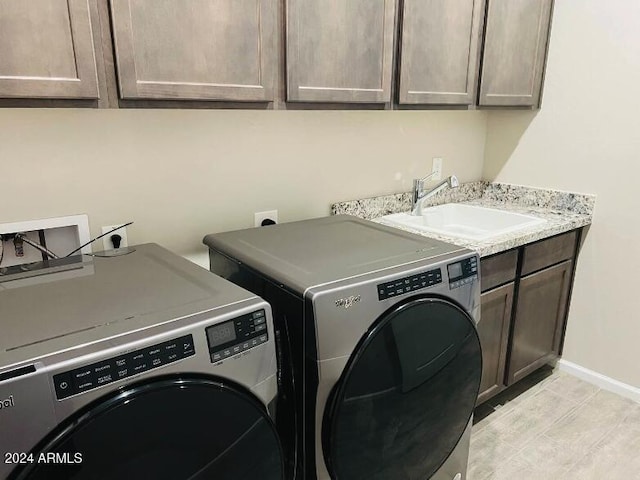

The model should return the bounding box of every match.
[206,321,237,348]
[447,263,463,279]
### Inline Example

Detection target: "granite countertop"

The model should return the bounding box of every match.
[331,182,595,257]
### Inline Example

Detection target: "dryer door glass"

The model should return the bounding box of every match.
[323,297,482,480]
[12,377,284,480]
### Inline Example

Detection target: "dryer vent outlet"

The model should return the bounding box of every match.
[254,210,278,227]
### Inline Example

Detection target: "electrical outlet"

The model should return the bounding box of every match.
[432,157,443,181]
[101,225,129,250]
[0,215,91,272]
[254,210,278,227]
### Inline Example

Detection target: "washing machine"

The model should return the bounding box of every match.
[0,243,284,480]
[204,215,483,480]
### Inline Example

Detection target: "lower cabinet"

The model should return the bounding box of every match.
[477,282,514,404]
[507,260,573,384]
[476,230,579,405]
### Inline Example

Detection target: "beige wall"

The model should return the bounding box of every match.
[0,110,486,256]
[3,0,636,389]
[484,0,640,387]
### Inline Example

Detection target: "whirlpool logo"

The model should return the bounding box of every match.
[0,395,15,410]
[335,295,361,309]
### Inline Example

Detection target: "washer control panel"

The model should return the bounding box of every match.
[377,268,443,300]
[206,309,268,363]
[53,335,195,400]
[447,256,478,289]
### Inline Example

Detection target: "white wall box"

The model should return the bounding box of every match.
[0,215,92,270]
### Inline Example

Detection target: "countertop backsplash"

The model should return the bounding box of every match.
[480,183,595,215]
[331,181,490,219]
[331,181,595,219]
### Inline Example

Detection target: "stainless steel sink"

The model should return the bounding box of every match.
[381,203,546,241]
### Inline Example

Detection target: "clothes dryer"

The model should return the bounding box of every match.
[205,216,482,480]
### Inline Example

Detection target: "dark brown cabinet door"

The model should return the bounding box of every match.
[480,250,518,293]
[477,282,514,404]
[508,260,572,384]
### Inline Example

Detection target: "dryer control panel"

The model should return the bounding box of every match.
[377,268,443,300]
[53,335,195,400]
[206,309,268,363]
[447,256,478,289]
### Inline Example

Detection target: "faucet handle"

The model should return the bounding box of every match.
[414,171,438,203]
[417,171,438,183]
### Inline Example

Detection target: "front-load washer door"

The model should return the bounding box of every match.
[322,296,482,480]
[10,376,284,480]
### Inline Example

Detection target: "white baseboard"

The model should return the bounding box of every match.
[558,359,640,403]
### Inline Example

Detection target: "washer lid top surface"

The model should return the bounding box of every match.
[204,215,466,294]
[0,243,256,356]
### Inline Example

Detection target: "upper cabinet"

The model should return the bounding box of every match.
[110,0,277,102]
[0,0,554,108]
[479,0,553,107]
[398,0,484,105]
[286,0,396,103]
[399,0,552,107]
[0,0,99,99]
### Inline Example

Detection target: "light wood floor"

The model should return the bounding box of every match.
[470,368,640,480]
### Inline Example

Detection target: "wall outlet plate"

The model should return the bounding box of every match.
[0,215,91,271]
[101,225,129,250]
[254,210,278,227]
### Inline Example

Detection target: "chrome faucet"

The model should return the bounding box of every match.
[411,173,459,216]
